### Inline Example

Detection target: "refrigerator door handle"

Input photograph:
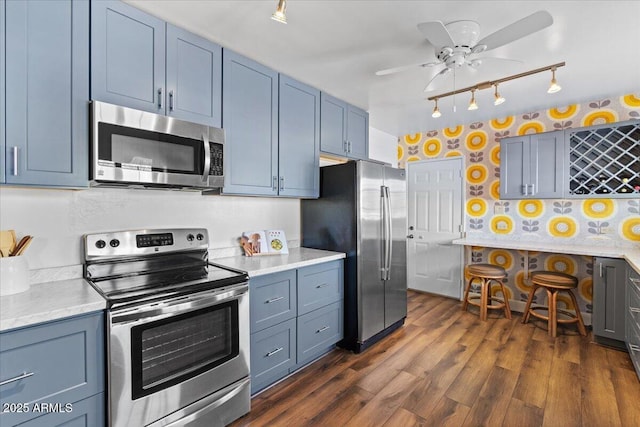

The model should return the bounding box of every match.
[382,185,392,281]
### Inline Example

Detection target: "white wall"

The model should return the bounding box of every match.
[0,187,300,270]
[368,127,398,167]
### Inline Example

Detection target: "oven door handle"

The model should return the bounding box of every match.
[110,284,248,325]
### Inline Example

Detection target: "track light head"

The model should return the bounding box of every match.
[548,67,562,93]
[432,99,441,118]
[468,89,478,111]
[493,84,505,106]
[271,0,287,24]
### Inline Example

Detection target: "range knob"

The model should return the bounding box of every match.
[109,239,120,248]
[196,233,205,241]
[187,234,195,242]
[95,239,106,249]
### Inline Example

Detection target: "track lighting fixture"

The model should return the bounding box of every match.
[271,0,287,24]
[426,62,565,118]
[493,84,505,105]
[547,67,562,93]
[432,99,441,118]
[468,89,478,110]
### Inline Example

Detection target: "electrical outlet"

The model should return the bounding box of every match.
[494,205,505,214]
[600,226,614,234]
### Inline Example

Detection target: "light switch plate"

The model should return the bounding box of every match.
[600,226,614,234]
[494,205,505,214]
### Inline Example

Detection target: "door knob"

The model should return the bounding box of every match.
[407,234,414,239]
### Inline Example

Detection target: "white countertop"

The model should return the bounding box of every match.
[452,237,640,274]
[0,278,106,332]
[211,247,346,277]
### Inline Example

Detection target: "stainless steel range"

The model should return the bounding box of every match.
[83,228,250,427]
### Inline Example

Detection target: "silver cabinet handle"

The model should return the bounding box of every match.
[347,140,352,153]
[316,326,330,333]
[279,176,285,191]
[599,262,603,278]
[265,347,283,357]
[521,184,527,195]
[157,88,163,109]
[529,184,535,195]
[272,176,278,192]
[630,277,640,290]
[630,307,640,313]
[202,133,211,182]
[169,90,174,111]
[12,146,18,176]
[265,296,284,304]
[343,140,348,153]
[0,371,34,386]
[315,283,328,289]
[630,344,640,352]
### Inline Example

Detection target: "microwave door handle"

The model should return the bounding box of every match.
[202,133,211,182]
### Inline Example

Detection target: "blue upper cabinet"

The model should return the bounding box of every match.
[1,0,5,183]
[91,2,222,127]
[320,93,369,160]
[500,130,564,199]
[346,105,369,160]
[166,24,222,127]
[320,93,348,156]
[4,0,89,187]
[91,0,165,114]
[222,50,279,196]
[278,76,320,198]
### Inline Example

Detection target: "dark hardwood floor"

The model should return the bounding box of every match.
[231,291,640,427]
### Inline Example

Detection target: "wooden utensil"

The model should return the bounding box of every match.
[9,230,16,254]
[12,236,33,256]
[0,230,14,258]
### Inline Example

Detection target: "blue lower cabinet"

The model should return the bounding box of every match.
[296,301,343,367]
[250,318,296,394]
[248,260,344,394]
[14,393,105,427]
[0,312,105,426]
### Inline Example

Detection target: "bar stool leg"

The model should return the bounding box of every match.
[522,284,539,324]
[549,289,558,337]
[566,290,587,336]
[497,279,512,319]
[480,278,489,322]
[462,275,473,311]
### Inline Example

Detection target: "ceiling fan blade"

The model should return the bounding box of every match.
[423,66,451,92]
[375,60,441,76]
[474,56,525,65]
[476,10,553,52]
[417,21,455,48]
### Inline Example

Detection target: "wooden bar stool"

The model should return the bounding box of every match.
[522,271,587,337]
[462,264,512,321]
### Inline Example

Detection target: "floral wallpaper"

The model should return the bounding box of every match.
[398,93,640,315]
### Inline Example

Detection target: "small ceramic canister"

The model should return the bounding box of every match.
[0,256,30,296]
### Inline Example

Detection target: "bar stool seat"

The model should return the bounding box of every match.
[462,263,511,321]
[522,271,587,337]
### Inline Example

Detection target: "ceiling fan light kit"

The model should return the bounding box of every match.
[271,0,287,24]
[428,62,565,118]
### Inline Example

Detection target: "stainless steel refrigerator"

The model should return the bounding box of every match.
[301,160,407,353]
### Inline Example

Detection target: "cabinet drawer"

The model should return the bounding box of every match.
[297,301,343,366]
[250,318,296,394]
[16,392,105,427]
[0,313,104,426]
[297,260,343,315]
[250,270,296,332]
[626,317,640,380]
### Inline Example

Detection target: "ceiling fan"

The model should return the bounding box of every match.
[376,10,553,91]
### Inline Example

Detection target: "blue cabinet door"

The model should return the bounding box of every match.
[4,0,89,187]
[320,93,348,157]
[500,136,529,199]
[529,130,564,198]
[222,50,278,196]
[346,105,369,160]
[166,24,222,127]
[91,0,165,114]
[278,75,320,198]
[16,393,105,427]
[0,0,5,183]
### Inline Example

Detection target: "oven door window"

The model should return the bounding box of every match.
[130,300,239,399]
[98,122,204,175]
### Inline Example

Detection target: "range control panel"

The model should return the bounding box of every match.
[84,228,209,260]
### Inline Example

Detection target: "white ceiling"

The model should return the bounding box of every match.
[129,0,640,137]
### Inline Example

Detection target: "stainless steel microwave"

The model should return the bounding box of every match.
[90,101,224,190]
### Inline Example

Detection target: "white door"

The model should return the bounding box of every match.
[407,158,464,299]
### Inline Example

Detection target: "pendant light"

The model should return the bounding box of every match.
[493,84,505,105]
[548,67,562,93]
[271,0,287,24]
[468,89,478,110]
[432,99,441,118]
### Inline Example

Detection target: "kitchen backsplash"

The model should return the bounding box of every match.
[398,93,640,246]
[0,187,300,271]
